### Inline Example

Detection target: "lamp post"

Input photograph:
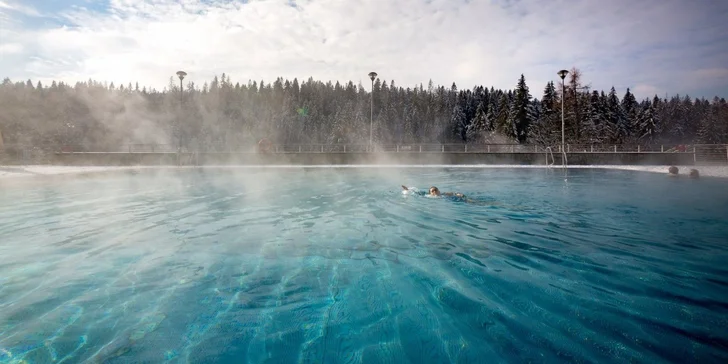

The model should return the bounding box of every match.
[176,71,187,151]
[557,69,568,153]
[177,71,186,95]
[368,71,378,151]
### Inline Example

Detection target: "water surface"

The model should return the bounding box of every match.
[1,167,727,363]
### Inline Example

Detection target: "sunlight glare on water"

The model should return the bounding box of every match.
[0,167,727,363]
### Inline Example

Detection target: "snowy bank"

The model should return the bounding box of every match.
[579,165,728,178]
[1,165,146,178]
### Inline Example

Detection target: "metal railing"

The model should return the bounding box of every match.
[3,143,727,165]
[693,144,728,164]
[2,143,724,155]
[544,147,555,166]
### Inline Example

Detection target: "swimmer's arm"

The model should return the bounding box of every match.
[402,185,427,196]
[443,192,465,198]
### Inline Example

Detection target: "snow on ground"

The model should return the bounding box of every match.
[1,164,727,179]
[0,165,144,178]
[573,164,728,178]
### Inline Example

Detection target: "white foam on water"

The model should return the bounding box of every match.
[1,164,727,178]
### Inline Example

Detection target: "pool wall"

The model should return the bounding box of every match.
[40,151,697,166]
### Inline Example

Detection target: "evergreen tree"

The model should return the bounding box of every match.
[621,88,638,140]
[663,95,688,142]
[541,81,557,115]
[582,91,603,144]
[698,97,726,143]
[495,93,514,140]
[636,99,658,143]
[466,101,489,143]
[511,74,532,143]
[528,81,560,145]
[451,103,467,142]
[606,87,627,143]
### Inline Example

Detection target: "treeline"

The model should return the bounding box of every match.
[0,68,726,152]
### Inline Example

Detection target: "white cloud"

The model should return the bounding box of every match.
[0,0,41,16]
[0,42,23,54]
[1,0,727,99]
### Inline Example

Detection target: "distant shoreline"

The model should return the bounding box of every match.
[2,150,699,167]
[2,164,726,180]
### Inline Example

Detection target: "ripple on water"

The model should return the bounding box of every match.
[0,168,727,363]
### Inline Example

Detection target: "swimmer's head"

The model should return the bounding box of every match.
[429,186,441,196]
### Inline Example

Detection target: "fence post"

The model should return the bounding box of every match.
[567,144,570,153]
[321,145,324,153]
[487,145,490,153]
[344,145,346,153]
[661,145,664,152]
[637,145,640,153]
[693,146,697,164]
[591,145,594,152]
[419,145,422,153]
[442,145,444,152]
[465,144,467,153]
[397,145,399,152]
[614,145,617,153]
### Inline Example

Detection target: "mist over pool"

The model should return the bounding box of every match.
[1,167,727,363]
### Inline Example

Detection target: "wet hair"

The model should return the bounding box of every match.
[668,166,678,175]
[429,186,440,195]
[689,169,699,179]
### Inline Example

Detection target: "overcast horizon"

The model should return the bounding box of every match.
[1,0,727,100]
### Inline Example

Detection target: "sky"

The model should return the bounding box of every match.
[0,0,727,100]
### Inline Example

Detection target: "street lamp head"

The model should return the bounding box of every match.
[557,69,569,80]
[176,71,187,81]
[368,72,378,81]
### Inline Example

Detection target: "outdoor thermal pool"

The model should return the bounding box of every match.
[0,167,727,363]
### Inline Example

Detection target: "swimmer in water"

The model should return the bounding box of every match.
[401,185,466,199]
[401,185,510,207]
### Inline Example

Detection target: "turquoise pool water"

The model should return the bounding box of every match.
[1,167,727,363]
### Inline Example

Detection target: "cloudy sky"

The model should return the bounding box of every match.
[1,0,727,100]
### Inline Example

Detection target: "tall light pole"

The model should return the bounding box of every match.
[176,71,187,151]
[177,71,186,96]
[557,69,568,153]
[368,71,377,151]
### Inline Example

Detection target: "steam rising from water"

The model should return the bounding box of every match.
[74,88,175,146]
